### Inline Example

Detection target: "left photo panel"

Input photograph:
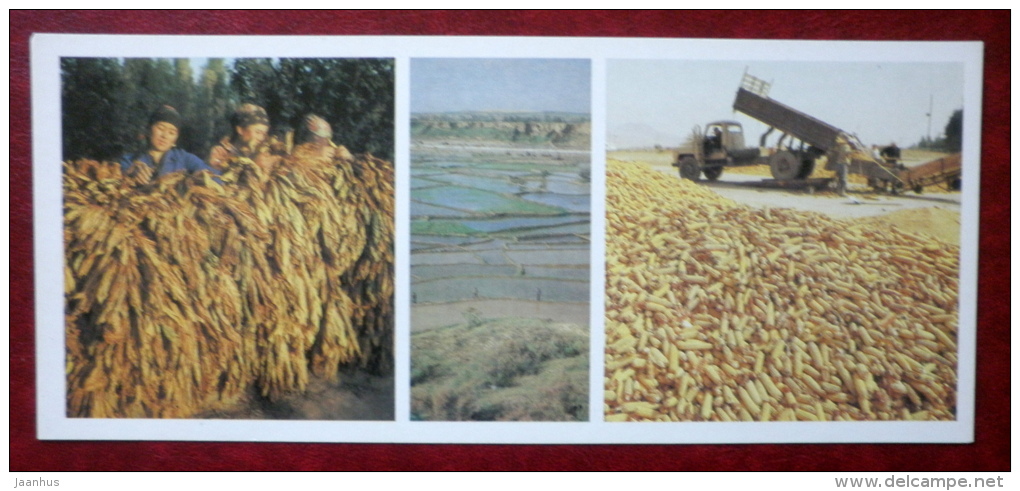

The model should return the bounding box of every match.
[61,57,396,419]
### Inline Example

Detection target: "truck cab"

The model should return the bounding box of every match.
[701,121,747,160]
[674,120,762,181]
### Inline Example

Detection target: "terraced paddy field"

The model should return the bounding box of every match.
[410,157,591,312]
[410,144,592,422]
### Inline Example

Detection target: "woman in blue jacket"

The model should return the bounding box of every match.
[119,105,219,181]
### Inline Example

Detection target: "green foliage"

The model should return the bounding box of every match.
[188,58,233,158]
[60,57,394,162]
[461,307,484,327]
[943,109,963,152]
[232,58,395,159]
[410,220,481,236]
[61,58,133,161]
[915,109,963,153]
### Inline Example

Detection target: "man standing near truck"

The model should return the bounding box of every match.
[831,137,852,196]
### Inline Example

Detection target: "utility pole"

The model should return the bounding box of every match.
[926,94,933,144]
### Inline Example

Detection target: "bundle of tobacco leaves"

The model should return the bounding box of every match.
[64,150,394,418]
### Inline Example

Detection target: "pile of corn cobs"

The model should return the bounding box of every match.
[604,160,958,422]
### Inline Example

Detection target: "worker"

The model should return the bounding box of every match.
[705,127,723,153]
[208,103,273,171]
[832,137,851,196]
[871,144,883,161]
[292,113,354,162]
[880,142,901,165]
[119,105,219,182]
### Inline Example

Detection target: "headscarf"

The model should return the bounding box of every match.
[297,114,333,145]
[230,103,270,129]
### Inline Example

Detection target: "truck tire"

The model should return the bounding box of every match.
[769,150,800,180]
[702,166,724,181]
[797,158,816,179]
[678,156,701,181]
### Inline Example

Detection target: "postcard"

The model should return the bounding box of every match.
[32,34,982,443]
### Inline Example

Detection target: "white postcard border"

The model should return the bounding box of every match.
[32,34,983,443]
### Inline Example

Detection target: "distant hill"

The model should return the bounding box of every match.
[413,111,590,124]
[608,123,679,150]
[412,111,590,148]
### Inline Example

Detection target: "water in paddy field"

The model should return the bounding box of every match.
[411,175,446,189]
[414,186,566,216]
[422,172,524,194]
[410,236,494,253]
[411,164,590,214]
[518,192,590,212]
[410,202,472,218]
[412,263,522,281]
[413,276,589,304]
[410,158,591,306]
[452,215,587,234]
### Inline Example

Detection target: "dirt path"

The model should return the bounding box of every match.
[412,299,590,332]
[647,160,960,216]
[640,160,962,245]
[200,367,394,421]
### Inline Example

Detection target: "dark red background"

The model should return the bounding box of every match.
[10,10,1009,471]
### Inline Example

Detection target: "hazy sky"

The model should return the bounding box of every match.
[607,60,965,149]
[412,58,591,114]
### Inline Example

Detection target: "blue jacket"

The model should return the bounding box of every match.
[119,147,220,178]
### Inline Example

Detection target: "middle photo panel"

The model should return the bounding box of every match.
[409,58,592,422]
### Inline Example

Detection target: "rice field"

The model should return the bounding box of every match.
[410,157,590,306]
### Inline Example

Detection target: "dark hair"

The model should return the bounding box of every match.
[148,105,182,129]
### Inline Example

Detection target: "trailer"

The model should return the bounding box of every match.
[897,153,962,193]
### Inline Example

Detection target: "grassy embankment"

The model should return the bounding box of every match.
[411,315,588,422]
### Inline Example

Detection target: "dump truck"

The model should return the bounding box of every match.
[673,73,904,191]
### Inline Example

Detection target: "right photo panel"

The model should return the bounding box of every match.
[605,60,964,422]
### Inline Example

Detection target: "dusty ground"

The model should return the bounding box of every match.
[412,299,590,332]
[200,367,394,421]
[610,150,962,245]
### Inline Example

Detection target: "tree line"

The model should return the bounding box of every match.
[915,109,963,153]
[61,57,394,162]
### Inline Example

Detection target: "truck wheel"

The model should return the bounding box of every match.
[702,166,723,181]
[769,151,800,180]
[796,158,816,179]
[678,156,701,181]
